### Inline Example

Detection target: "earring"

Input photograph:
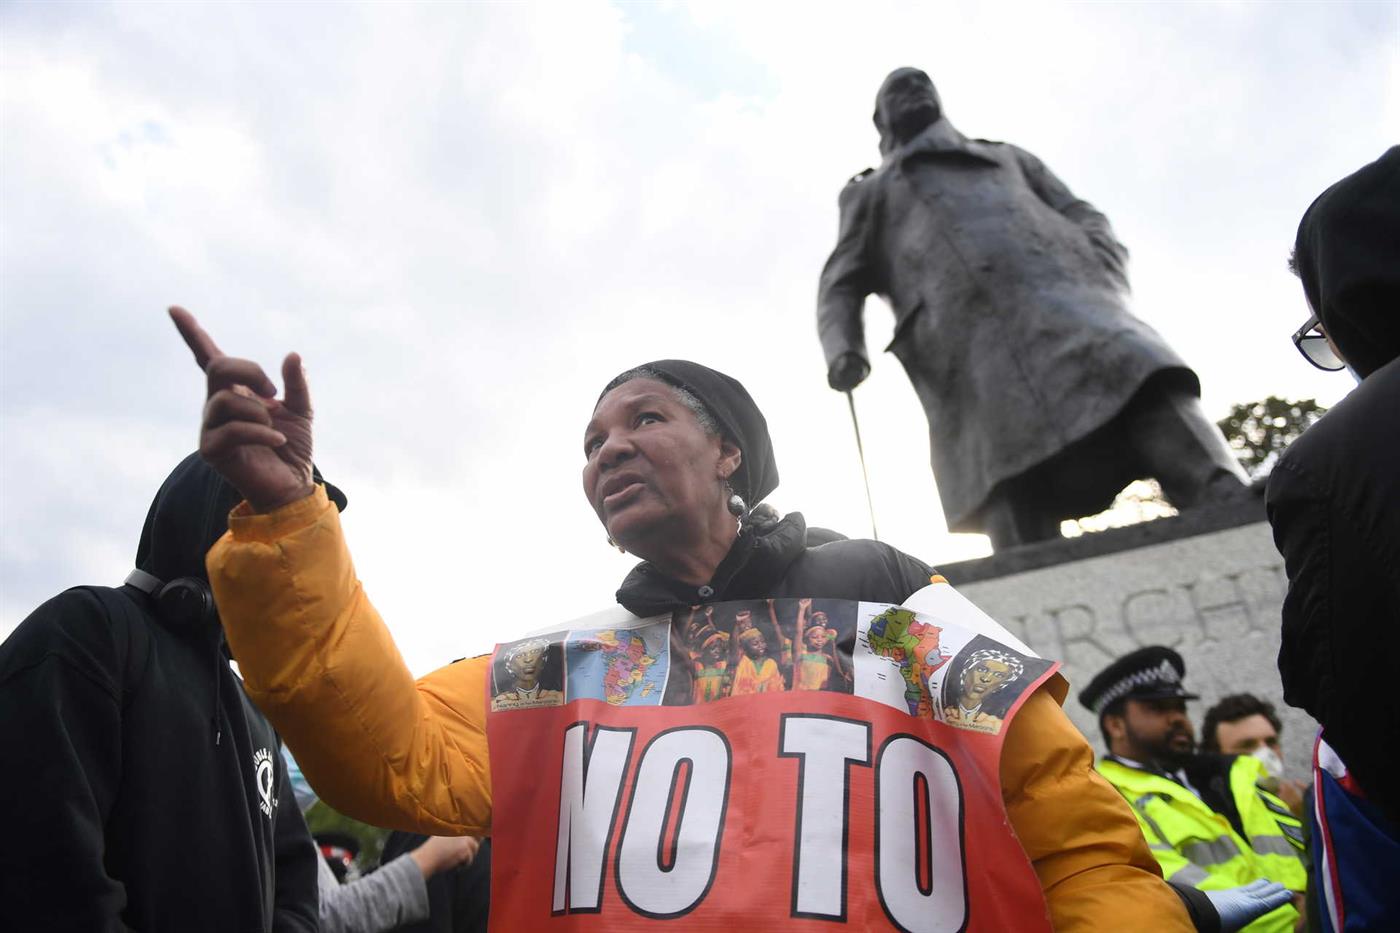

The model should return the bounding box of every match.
[725,487,747,518]
[606,535,625,554]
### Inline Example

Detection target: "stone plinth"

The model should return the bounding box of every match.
[939,497,1316,777]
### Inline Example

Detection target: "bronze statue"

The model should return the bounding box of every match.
[818,67,1248,549]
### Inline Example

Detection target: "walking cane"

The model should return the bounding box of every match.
[845,390,880,541]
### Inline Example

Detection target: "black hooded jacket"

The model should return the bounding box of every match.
[1266,148,1400,822]
[0,454,319,932]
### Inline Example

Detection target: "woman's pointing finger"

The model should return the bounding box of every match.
[168,305,225,371]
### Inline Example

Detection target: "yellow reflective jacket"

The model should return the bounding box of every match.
[208,488,1192,931]
[1096,756,1307,933]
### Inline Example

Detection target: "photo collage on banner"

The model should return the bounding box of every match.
[490,598,861,712]
[854,603,1053,735]
[662,598,858,705]
[490,632,569,711]
[565,624,671,707]
[489,597,1050,730]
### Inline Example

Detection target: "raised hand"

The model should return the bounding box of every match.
[169,306,316,512]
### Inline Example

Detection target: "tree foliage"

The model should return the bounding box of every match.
[1216,396,1328,479]
[305,800,391,870]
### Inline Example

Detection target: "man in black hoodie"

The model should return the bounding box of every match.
[0,453,341,931]
[1268,146,1400,823]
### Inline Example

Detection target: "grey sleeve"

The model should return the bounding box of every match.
[316,847,430,933]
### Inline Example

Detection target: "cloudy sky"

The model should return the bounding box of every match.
[2,1,1395,673]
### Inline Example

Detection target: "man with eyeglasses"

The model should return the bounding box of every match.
[1267,147,1400,931]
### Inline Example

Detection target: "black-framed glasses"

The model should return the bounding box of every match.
[1291,312,1345,371]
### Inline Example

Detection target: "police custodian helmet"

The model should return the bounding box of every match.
[1078,646,1200,715]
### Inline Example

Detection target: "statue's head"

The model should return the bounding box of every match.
[874,67,942,155]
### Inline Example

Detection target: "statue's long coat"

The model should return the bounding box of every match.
[818,120,1198,532]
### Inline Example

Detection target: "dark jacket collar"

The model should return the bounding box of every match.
[615,513,809,616]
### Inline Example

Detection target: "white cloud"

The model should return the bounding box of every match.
[2,0,1394,672]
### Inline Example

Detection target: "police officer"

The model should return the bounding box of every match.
[1081,647,1307,933]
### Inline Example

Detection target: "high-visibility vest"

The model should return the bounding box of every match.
[1097,756,1307,933]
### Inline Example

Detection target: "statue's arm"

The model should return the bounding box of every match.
[817,173,878,390]
[1015,147,1130,291]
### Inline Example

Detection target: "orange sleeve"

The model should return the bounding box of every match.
[208,487,492,835]
[1001,687,1193,932]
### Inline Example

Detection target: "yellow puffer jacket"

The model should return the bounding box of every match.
[209,487,1192,932]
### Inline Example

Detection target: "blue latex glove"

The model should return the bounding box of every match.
[1204,879,1293,932]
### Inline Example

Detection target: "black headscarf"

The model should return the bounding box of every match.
[1293,146,1400,379]
[598,360,779,507]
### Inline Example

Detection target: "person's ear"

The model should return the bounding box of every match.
[1104,714,1126,743]
[717,439,742,480]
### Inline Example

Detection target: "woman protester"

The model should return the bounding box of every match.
[170,307,1237,931]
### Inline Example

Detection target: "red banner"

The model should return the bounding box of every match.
[486,593,1057,931]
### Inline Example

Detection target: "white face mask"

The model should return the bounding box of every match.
[1251,745,1285,779]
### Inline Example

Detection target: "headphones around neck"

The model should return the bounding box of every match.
[125,568,218,628]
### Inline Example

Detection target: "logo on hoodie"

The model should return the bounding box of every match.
[253,747,278,819]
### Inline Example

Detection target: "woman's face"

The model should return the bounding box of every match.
[583,378,740,554]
